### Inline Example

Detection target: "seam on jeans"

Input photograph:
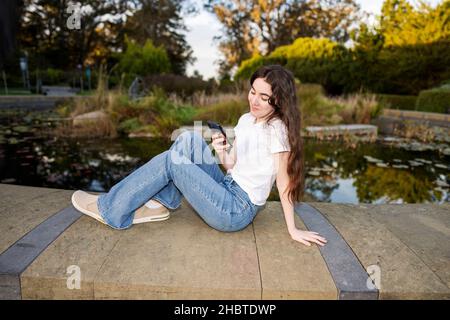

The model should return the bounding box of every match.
[151,195,180,210]
[171,158,230,216]
[99,165,168,229]
[232,188,250,211]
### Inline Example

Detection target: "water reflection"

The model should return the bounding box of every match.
[0,109,449,204]
[300,140,449,204]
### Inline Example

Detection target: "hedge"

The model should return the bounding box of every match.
[376,94,418,111]
[415,88,450,114]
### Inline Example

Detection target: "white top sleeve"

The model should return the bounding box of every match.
[269,120,291,153]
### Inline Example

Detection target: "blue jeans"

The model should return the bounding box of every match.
[97,131,263,231]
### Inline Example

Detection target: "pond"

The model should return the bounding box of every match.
[0,108,449,204]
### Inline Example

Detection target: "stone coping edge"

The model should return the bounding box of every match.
[0,206,82,299]
[294,203,379,300]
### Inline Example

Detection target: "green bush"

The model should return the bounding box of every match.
[235,54,265,80]
[376,94,418,111]
[117,117,142,133]
[298,85,343,126]
[118,38,171,86]
[416,88,450,114]
[236,37,349,94]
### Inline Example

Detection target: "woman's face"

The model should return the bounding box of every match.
[248,77,275,122]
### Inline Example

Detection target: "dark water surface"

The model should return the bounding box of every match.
[0,108,449,204]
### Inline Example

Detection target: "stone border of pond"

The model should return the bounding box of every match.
[295,203,379,300]
[1,184,449,300]
[0,206,82,299]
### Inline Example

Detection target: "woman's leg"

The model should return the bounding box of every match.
[151,131,225,210]
[98,131,231,230]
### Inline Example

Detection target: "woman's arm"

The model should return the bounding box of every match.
[275,152,327,247]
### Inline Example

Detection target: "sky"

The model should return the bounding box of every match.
[184,0,443,80]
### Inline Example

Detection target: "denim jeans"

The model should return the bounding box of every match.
[97,130,263,231]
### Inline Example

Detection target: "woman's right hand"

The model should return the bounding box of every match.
[289,228,327,247]
[211,133,230,153]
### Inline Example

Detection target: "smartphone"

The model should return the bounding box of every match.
[207,120,230,146]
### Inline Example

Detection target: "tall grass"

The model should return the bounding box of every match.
[334,93,383,124]
[55,78,384,139]
[298,84,383,127]
[193,93,248,125]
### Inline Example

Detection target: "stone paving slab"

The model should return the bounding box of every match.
[363,204,450,288]
[1,184,449,300]
[94,201,261,299]
[253,202,337,299]
[0,184,74,254]
[20,216,123,299]
[0,184,64,215]
[310,203,450,299]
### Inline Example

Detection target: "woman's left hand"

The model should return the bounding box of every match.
[289,228,327,247]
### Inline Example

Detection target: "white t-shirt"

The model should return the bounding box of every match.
[228,112,291,206]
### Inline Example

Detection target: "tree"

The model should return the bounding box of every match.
[379,0,450,46]
[18,0,130,70]
[205,0,362,75]
[351,0,450,94]
[118,37,171,84]
[0,0,23,68]
[124,0,197,75]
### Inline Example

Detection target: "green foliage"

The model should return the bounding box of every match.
[43,68,66,85]
[380,0,450,46]
[355,166,434,203]
[351,0,450,95]
[117,117,142,133]
[376,94,418,110]
[115,88,196,136]
[143,74,216,98]
[298,84,344,126]
[194,98,249,126]
[416,88,450,114]
[206,0,362,75]
[235,54,265,80]
[118,38,171,85]
[236,1,450,96]
[237,37,349,94]
[297,83,382,126]
[124,0,195,75]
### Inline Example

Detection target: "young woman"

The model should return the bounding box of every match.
[72,65,327,247]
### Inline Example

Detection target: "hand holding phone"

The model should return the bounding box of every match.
[207,120,230,146]
[207,120,232,155]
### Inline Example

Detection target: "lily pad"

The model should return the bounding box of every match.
[12,125,30,133]
[415,158,432,164]
[8,137,19,144]
[364,155,383,163]
[88,159,101,167]
[435,180,450,188]
[393,164,409,169]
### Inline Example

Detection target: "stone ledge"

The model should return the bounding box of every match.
[0,184,449,300]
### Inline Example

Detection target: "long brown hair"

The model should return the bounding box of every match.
[250,65,305,204]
